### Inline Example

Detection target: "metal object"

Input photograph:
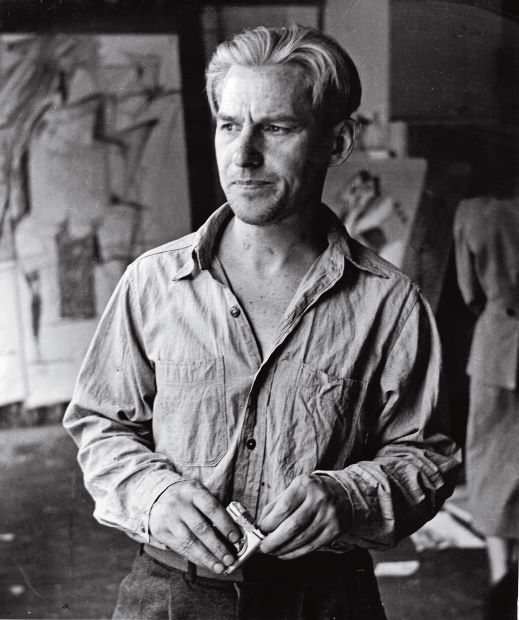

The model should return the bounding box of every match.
[225,501,265,574]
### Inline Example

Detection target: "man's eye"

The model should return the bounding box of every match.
[265,125,290,134]
[219,123,237,132]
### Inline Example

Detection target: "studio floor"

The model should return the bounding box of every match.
[0,425,491,620]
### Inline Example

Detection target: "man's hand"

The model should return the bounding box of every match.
[258,475,352,560]
[149,479,242,574]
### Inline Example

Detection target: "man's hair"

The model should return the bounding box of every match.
[206,24,362,127]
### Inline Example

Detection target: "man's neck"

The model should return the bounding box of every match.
[220,209,327,276]
[215,205,329,358]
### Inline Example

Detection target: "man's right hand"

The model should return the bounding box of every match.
[148,479,242,574]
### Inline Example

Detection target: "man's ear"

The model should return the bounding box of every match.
[329,118,356,167]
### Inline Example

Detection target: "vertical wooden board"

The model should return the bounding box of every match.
[401,160,470,310]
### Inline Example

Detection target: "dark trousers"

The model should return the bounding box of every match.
[113,547,387,620]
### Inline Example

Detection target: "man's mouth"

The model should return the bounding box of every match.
[232,180,271,187]
[231,180,274,194]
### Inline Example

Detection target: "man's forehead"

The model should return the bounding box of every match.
[224,62,306,79]
[218,63,313,118]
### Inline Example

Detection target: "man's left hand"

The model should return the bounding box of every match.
[257,475,352,559]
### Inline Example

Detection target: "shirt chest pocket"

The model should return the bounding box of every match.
[154,357,227,467]
[270,361,368,479]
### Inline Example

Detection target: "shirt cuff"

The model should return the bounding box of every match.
[132,472,188,544]
[311,470,356,552]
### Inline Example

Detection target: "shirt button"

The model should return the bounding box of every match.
[246,438,256,450]
[506,307,516,317]
[230,306,241,318]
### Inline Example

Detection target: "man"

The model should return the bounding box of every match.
[64,25,460,619]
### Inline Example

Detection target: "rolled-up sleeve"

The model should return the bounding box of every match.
[63,268,183,542]
[316,291,461,550]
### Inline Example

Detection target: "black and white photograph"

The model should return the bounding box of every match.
[0,1,517,618]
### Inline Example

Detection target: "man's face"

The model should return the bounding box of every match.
[214,64,333,226]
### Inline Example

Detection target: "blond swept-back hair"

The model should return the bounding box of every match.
[206,25,361,127]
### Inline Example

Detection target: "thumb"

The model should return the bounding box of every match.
[258,501,277,531]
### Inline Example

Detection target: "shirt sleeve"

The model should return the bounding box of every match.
[314,289,462,550]
[63,267,184,544]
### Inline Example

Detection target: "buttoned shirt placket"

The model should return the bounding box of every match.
[210,249,346,517]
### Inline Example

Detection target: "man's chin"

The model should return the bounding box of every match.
[232,212,278,227]
[227,199,286,227]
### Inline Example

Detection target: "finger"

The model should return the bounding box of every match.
[259,482,306,532]
[260,501,315,553]
[271,518,327,556]
[170,521,228,574]
[274,510,339,556]
[192,491,241,545]
[259,476,306,522]
[259,500,275,523]
[182,505,237,568]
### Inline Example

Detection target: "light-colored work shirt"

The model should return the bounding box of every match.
[64,204,460,553]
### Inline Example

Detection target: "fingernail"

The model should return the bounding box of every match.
[229,531,241,544]
[223,554,235,566]
[213,562,224,574]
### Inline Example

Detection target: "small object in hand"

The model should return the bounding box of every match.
[224,501,264,574]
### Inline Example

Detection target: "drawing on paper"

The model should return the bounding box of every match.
[323,153,428,269]
[0,34,191,408]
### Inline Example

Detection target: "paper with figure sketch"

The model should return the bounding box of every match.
[323,153,427,268]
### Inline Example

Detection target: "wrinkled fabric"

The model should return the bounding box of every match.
[64,203,460,552]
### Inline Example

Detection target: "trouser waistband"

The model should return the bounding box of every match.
[144,544,244,581]
[143,543,369,583]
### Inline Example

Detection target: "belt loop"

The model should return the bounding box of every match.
[184,561,197,584]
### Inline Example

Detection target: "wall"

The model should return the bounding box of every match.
[201,4,321,65]
[215,4,320,38]
[391,0,503,122]
[324,0,390,120]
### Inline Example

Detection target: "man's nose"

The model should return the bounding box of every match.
[232,129,263,167]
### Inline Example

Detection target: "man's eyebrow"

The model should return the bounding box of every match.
[216,112,303,124]
[262,114,302,124]
[216,113,235,122]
